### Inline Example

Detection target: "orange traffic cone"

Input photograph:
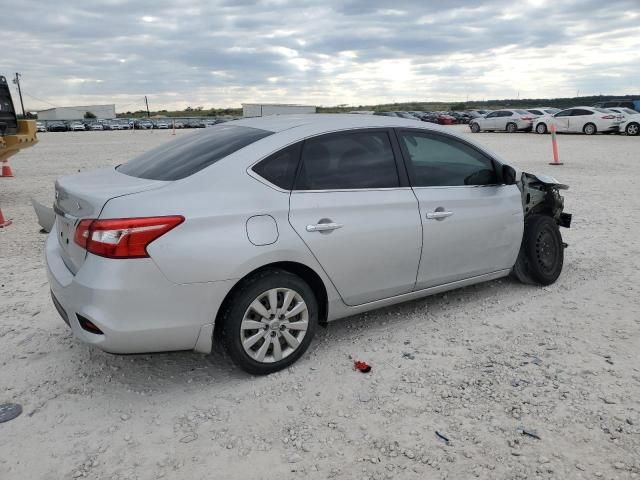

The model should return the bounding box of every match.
[1,158,14,177]
[0,207,11,227]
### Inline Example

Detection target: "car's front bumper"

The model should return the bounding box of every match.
[45,225,234,354]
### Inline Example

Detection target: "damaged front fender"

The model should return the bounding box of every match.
[519,172,571,228]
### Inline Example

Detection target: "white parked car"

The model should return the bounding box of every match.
[156,121,169,129]
[607,107,638,122]
[526,107,560,117]
[617,110,640,136]
[534,107,621,135]
[90,123,104,131]
[469,109,535,133]
[70,122,86,131]
[36,122,46,132]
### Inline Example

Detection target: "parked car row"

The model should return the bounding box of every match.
[36,118,231,132]
[468,106,640,136]
[372,110,480,125]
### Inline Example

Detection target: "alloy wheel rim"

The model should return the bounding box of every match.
[628,124,639,135]
[240,288,309,363]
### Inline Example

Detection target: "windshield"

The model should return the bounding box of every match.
[622,108,638,114]
[117,125,272,181]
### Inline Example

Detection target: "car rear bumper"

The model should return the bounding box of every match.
[45,225,234,354]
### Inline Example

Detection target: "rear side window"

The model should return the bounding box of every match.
[399,131,498,187]
[117,125,273,180]
[252,143,301,190]
[498,111,513,117]
[295,130,399,190]
[573,109,594,116]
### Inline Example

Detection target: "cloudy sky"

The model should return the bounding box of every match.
[1,0,639,112]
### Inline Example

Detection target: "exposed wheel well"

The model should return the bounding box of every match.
[213,261,329,341]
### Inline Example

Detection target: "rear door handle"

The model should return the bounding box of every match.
[426,211,454,220]
[306,222,343,232]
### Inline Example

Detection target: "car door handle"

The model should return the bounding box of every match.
[426,211,454,220]
[306,222,343,232]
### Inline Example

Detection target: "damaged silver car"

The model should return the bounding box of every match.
[46,115,570,374]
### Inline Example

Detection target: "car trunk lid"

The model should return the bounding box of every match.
[54,167,168,274]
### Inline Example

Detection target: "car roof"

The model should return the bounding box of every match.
[231,113,441,135]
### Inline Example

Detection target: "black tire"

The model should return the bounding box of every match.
[518,215,564,285]
[583,123,597,135]
[535,123,547,134]
[470,122,480,133]
[625,122,640,136]
[506,122,517,133]
[220,269,318,375]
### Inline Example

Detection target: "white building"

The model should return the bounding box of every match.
[242,103,316,118]
[37,104,116,121]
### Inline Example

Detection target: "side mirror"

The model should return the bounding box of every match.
[502,165,517,185]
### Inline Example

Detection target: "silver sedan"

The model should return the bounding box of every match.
[470,109,536,133]
[46,115,571,374]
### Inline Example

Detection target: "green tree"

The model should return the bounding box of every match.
[84,111,96,119]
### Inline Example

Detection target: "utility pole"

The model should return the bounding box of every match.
[144,96,150,117]
[12,73,25,117]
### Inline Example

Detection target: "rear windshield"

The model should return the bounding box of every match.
[117,125,273,180]
[594,108,611,114]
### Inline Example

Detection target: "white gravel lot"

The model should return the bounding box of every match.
[1,126,639,480]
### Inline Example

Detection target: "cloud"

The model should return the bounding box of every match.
[1,0,639,111]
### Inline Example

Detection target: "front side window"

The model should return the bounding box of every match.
[485,112,499,118]
[399,131,498,187]
[499,111,514,117]
[118,125,273,180]
[555,109,573,117]
[294,130,399,190]
[573,109,595,116]
[528,110,543,115]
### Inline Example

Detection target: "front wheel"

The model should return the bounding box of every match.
[583,123,597,135]
[470,122,480,133]
[514,215,564,286]
[220,270,318,375]
[535,123,547,134]
[626,122,640,136]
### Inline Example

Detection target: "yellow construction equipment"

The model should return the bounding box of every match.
[0,119,38,173]
[1,74,38,226]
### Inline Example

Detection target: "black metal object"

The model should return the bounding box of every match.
[0,403,22,423]
[0,75,18,136]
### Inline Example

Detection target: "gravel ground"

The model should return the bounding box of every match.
[1,126,639,480]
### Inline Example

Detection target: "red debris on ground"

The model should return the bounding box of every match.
[354,360,371,373]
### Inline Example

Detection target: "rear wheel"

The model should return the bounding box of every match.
[506,122,517,133]
[535,123,547,134]
[514,215,564,286]
[583,123,597,135]
[626,122,640,136]
[220,269,317,375]
[470,122,480,133]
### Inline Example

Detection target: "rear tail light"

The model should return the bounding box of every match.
[601,115,615,119]
[74,216,184,259]
[521,116,534,121]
